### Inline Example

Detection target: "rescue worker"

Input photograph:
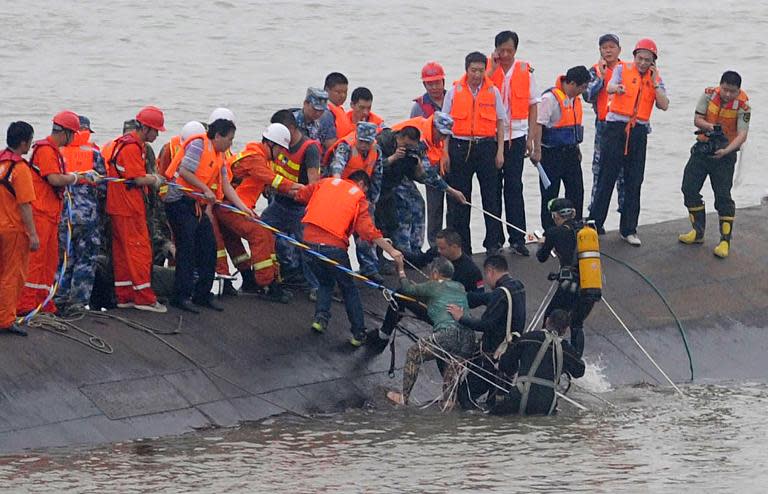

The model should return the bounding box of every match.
[162,115,253,313]
[261,109,322,297]
[493,309,585,416]
[536,198,598,358]
[103,107,168,313]
[411,61,447,118]
[294,87,337,152]
[386,257,477,406]
[0,121,39,336]
[217,123,299,302]
[55,115,106,314]
[679,71,750,259]
[486,30,540,256]
[324,72,354,139]
[447,255,526,409]
[347,87,385,130]
[443,51,506,255]
[584,34,625,214]
[374,228,483,351]
[17,111,83,315]
[295,171,404,347]
[411,61,448,247]
[326,121,385,282]
[535,66,591,230]
[588,38,670,246]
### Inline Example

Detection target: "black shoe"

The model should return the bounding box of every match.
[170,299,200,314]
[192,296,225,312]
[349,331,368,347]
[4,323,28,337]
[510,242,530,257]
[264,282,293,304]
[222,279,239,297]
[485,245,502,257]
[367,329,390,354]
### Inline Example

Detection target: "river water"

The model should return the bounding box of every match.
[1,382,767,493]
[2,0,767,491]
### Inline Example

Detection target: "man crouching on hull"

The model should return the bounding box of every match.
[492,309,585,416]
[386,257,477,406]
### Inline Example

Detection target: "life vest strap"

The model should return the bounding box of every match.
[0,161,19,198]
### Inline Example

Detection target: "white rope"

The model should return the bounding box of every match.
[466,201,529,237]
[526,282,558,333]
[601,296,685,397]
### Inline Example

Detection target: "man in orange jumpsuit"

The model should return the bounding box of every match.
[103,106,168,313]
[17,111,83,315]
[217,123,300,303]
[1,122,40,335]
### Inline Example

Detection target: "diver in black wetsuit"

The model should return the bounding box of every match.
[492,309,585,416]
[536,198,597,358]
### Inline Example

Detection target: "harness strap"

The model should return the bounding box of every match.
[493,287,516,359]
[0,161,19,198]
[517,331,562,415]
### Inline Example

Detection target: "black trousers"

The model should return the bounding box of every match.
[499,136,527,244]
[539,145,584,231]
[589,121,648,236]
[543,287,596,358]
[681,150,737,217]
[446,138,502,255]
[165,197,216,303]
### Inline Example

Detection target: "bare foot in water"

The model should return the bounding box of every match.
[386,390,405,405]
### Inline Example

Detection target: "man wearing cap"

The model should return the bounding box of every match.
[326,121,385,281]
[17,111,86,315]
[584,34,625,215]
[102,107,168,313]
[294,87,337,152]
[535,66,591,230]
[486,31,540,256]
[377,117,465,262]
[54,115,106,315]
[411,61,449,248]
[443,51,506,256]
[588,38,669,246]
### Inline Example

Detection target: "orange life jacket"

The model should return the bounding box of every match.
[274,138,320,184]
[608,63,657,122]
[29,137,67,202]
[0,149,27,198]
[541,76,584,147]
[699,87,749,144]
[302,177,365,240]
[449,74,498,138]
[391,115,444,165]
[325,133,379,178]
[165,133,225,200]
[591,61,622,121]
[346,110,384,131]
[487,59,532,120]
[329,103,355,139]
[227,141,282,209]
[61,130,97,173]
[103,133,143,179]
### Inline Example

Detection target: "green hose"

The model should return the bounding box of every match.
[601,252,695,382]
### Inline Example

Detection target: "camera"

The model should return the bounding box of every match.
[693,124,728,156]
[403,148,421,161]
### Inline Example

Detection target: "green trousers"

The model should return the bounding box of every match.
[680,150,737,217]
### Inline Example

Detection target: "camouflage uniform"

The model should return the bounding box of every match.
[55,149,107,309]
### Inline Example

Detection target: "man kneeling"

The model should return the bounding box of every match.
[492,309,585,416]
[386,257,477,406]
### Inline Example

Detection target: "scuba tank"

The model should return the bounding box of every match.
[576,220,602,300]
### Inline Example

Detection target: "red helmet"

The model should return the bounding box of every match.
[421,61,446,82]
[633,38,658,59]
[52,110,81,132]
[135,105,167,132]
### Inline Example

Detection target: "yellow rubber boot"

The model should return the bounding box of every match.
[678,206,705,244]
[713,217,733,259]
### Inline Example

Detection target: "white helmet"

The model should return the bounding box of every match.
[208,107,235,124]
[262,123,291,149]
[180,121,206,141]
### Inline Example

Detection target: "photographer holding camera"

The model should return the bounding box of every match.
[679,71,750,258]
